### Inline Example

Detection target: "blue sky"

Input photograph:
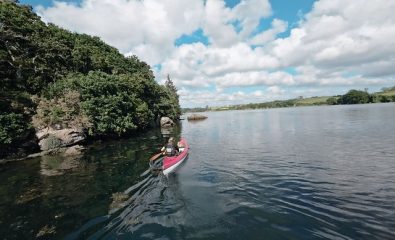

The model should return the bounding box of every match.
[21,0,395,107]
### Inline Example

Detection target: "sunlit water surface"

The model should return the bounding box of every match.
[1,103,394,239]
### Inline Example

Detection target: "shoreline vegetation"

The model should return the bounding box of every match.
[183,87,395,113]
[0,1,181,160]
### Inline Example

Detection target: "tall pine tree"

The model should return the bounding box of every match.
[165,74,179,103]
[164,74,181,119]
[165,74,177,95]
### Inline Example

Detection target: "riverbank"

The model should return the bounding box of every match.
[183,87,395,113]
[0,119,180,164]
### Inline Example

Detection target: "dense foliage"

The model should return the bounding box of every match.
[337,90,371,104]
[44,72,179,136]
[0,1,180,158]
[326,97,338,105]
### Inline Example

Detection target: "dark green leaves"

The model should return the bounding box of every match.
[338,90,371,104]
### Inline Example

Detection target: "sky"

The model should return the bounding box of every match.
[20,0,395,108]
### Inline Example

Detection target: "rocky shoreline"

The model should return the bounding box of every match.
[0,117,175,164]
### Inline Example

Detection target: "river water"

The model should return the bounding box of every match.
[1,103,395,239]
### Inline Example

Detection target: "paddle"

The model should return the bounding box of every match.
[149,152,164,161]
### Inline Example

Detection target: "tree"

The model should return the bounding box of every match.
[163,74,181,120]
[338,90,371,104]
[44,72,158,136]
[326,97,338,105]
[165,74,177,95]
[378,95,390,103]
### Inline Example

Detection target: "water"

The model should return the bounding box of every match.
[1,103,395,239]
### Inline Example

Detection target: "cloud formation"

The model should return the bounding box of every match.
[36,0,395,107]
[38,0,204,64]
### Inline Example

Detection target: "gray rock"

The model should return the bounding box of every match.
[160,117,175,128]
[187,114,208,121]
[36,128,85,151]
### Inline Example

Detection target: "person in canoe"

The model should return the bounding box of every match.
[161,137,179,156]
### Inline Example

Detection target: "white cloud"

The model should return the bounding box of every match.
[214,71,295,88]
[178,87,286,107]
[267,86,284,95]
[159,42,280,89]
[202,0,272,47]
[201,43,279,76]
[231,0,272,38]
[249,19,288,45]
[202,0,239,47]
[271,0,395,71]
[35,0,395,107]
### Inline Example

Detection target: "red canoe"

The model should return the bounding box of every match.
[162,138,189,175]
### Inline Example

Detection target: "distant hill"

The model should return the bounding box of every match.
[183,87,395,113]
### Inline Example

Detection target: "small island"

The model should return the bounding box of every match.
[187,114,208,121]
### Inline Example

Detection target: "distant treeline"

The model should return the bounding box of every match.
[0,1,180,158]
[183,87,395,113]
[182,106,209,113]
[327,88,395,105]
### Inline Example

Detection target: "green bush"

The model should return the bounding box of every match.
[338,90,371,104]
[0,113,30,145]
[378,95,390,103]
[0,113,35,157]
[45,72,177,136]
[32,91,91,129]
[326,97,338,105]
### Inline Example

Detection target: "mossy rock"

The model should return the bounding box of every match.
[40,135,63,151]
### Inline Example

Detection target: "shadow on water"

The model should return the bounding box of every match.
[65,167,188,239]
[0,125,184,239]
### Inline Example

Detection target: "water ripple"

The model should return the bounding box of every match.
[70,104,395,239]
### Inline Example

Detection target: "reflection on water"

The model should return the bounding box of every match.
[1,104,395,239]
[65,167,188,239]
[0,126,181,239]
[40,155,84,176]
[160,126,174,138]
